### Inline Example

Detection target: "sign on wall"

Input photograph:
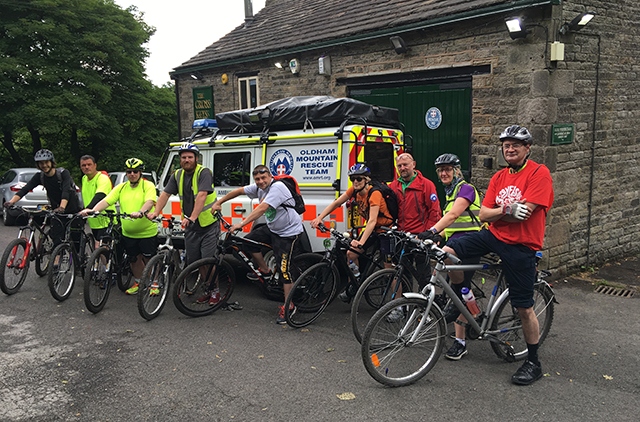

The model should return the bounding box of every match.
[193,87,214,119]
[425,107,442,130]
[551,123,574,145]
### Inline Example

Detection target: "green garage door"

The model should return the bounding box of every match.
[351,82,472,200]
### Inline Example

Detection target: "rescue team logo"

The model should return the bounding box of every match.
[269,149,294,175]
[425,107,442,130]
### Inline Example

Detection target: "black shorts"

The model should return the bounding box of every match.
[245,225,302,284]
[121,235,158,259]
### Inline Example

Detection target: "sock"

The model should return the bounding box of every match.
[455,338,466,346]
[527,343,540,365]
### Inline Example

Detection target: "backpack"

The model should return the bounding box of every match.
[366,180,399,224]
[40,167,64,186]
[272,174,306,214]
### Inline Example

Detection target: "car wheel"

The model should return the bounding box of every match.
[1,202,15,226]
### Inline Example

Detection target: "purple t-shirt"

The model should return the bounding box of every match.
[447,183,478,241]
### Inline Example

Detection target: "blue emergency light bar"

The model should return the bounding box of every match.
[192,119,218,129]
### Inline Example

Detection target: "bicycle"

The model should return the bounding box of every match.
[360,238,556,387]
[83,211,133,314]
[283,224,390,328]
[47,213,95,301]
[0,206,56,295]
[172,213,321,318]
[137,217,184,320]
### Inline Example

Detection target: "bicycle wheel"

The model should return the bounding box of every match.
[116,254,134,292]
[284,261,338,328]
[489,283,555,361]
[0,238,30,295]
[48,243,76,302]
[35,228,54,277]
[172,257,235,317]
[351,268,413,344]
[138,252,173,321]
[361,297,446,387]
[83,246,112,314]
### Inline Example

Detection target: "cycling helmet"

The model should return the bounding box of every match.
[34,149,54,162]
[434,153,461,167]
[125,157,145,171]
[178,142,199,154]
[499,125,533,145]
[348,163,371,177]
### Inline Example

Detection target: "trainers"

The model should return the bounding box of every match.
[442,303,461,324]
[385,306,405,323]
[247,270,273,282]
[149,282,160,296]
[276,304,295,325]
[445,340,468,360]
[511,360,543,385]
[125,282,139,295]
[338,284,357,304]
[196,290,220,306]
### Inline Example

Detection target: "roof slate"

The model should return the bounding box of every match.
[173,0,550,73]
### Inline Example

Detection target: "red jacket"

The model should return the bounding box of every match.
[390,171,442,234]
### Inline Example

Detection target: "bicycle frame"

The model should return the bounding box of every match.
[11,210,53,269]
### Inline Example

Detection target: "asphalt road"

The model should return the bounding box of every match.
[0,223,638,422]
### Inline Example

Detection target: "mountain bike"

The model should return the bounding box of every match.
[137,217,184,320]
[0,206,56,295]
[83,211,133,314]
[283,224,392,328]
[47,213,95,301]
[361,238,556,387]
[172,214,321,318]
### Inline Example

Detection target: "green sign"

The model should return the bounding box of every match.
[551,123,574,145]
[193,87,214,119]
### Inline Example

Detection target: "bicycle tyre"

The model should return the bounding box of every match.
[116,253,134,292]
[489,283,555,361]
[83,246,112,314]
[48,243,76,302]
[0,238,29,295]
[138,252,173,321]
[172,257,235,317]
[351,268,413,344]
[361,297,446,387]
[35,228,53,277]
[284,261,338,328]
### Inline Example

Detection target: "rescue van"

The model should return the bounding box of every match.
[156,96,406,252]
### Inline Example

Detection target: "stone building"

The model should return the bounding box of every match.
[170,0,640,276]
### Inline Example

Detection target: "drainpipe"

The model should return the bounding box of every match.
[582,33,601,266]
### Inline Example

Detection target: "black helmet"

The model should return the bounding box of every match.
[125,157,145,171]
[348,164,371,177]
[499,125,533,145]
[34,149,54,162]
[434,153,461,167]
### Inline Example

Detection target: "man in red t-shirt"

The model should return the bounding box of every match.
[444,125,554,386]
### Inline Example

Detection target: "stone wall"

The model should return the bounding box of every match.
[174,0,640,276]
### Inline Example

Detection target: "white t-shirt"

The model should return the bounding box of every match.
[244,181,303,237]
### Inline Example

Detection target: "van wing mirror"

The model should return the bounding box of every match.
[332,179,340,191]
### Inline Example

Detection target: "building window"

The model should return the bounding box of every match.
[213,152,251,187]
[238,76,259,109]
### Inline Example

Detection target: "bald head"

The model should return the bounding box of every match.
[396,153,417,182]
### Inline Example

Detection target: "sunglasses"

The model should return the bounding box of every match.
[126,170,141,174]
[252,168,270,176]
[350,176,366,182]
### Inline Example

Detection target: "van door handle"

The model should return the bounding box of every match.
[233,207,247,213]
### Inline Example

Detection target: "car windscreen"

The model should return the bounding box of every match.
[18,172,37,182]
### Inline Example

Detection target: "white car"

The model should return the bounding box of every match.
[0,168,49,225]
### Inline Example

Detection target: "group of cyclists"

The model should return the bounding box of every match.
[3,123,553,386]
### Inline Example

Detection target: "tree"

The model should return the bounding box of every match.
[0,0,176,178]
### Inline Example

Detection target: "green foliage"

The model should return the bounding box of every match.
[0,0,177,180]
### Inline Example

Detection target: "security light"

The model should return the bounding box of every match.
[505,17,528,39]
[559,11,596,35]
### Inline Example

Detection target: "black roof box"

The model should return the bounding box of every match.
[215,96,400,132]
